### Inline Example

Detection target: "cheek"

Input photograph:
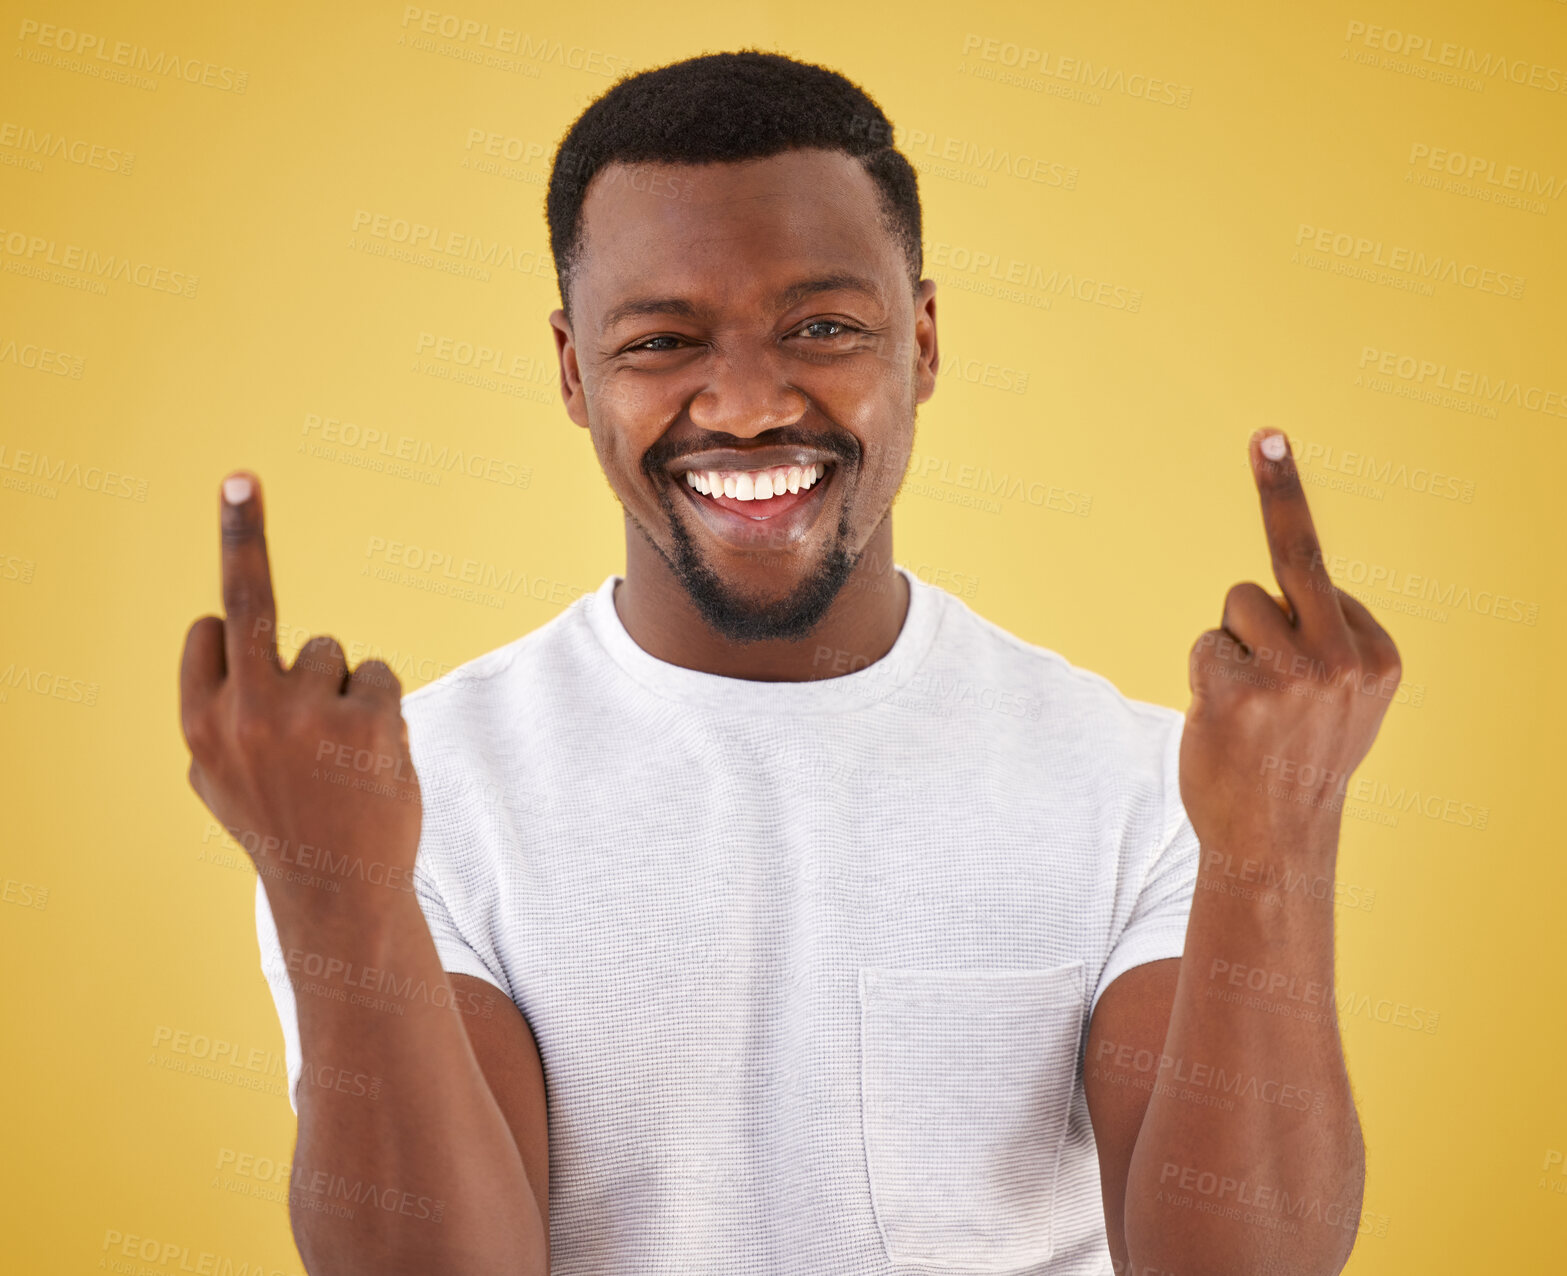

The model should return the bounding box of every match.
[845,403,912,494]
[819,370,912,483]
[863,439,912,499]
[588,386,662,482]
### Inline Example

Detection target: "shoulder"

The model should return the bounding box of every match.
[397,583,603,757]
[921,577,1183,760]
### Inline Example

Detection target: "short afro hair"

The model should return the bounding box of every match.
[545,50,923,326]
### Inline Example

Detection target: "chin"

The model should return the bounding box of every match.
[671,526,860,645]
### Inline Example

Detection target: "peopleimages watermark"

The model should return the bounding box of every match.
[845,113,1078,190]
[349,210,555,282]
[1090,1038,1328,1115]
[2,876,49,910]
[203,818,418,897]
[212,1146,446,1223]
[1405,143,1565,211]
[99,1229,299,1276]
[0,660,99,706]
[1191,630,1418,706]
[1294,438,1475,503]
[15,19,250,92]
[266,943,497,1021]
[930,239,1143,312]
[958,33,1193,108]
[0,225,199,297]
[300,412,531,490]
[1293,224,1524,298]
[362,534,588,611]
[1201,954,1442,1034]
[1343,20,1567,97]
[1155,1160,1389,1239]
[0,335,85,377]
[396,7,628,78]
[0,442,147,501]
[1318,553,1538,626]
[1356,346,1566,420]
[1540,1149,1567,1197]
[0,120,134,174]
[1198,849,1377,913]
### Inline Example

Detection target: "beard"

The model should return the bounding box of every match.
[636,470,862,645]
[623,415,887,643]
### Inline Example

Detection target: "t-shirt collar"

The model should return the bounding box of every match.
[583,564,944,714]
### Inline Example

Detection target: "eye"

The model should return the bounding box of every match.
[625,335,685,353]
[797,319,860,340]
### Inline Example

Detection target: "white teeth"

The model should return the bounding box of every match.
[684,461,827,502]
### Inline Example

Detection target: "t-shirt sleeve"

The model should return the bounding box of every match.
[1090,712,1201,1016]
[252,842,512,1116]
[254,876,305,1115]
[411,849,512,995]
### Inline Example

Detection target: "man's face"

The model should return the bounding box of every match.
[549,147,938,643]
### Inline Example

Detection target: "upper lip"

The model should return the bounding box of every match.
[667,446,839,476]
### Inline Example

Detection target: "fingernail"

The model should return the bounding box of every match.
[1260,433,1288,462]
[222,475,253,504]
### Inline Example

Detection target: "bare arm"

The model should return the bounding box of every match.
[276,896,548,1274]
[180,471,548,1274]
[1088,431,1396,1274]
[1083,959,1179,1275]
[1121,831,1361,1276]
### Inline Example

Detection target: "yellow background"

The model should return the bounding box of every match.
[2,0,1561,1269]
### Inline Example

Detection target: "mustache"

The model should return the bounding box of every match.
[640,425,861,481]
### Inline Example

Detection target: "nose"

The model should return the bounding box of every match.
[687,346,808,438]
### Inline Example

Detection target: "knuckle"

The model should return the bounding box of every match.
[1189,628,1219,659]
[280,693,331,735]
[296,634,346,675]
[1222,581,1260,615]
[182,707,214,756]
[220,517,260,549]
[184,614,221,646]
[1322,637,1359,672]
[232,708,277,751]
[1189,629,1227,678]
[1275,536,1321,574]
[354,659,401,695]
[223,582,273,616]
[1378,639,1402,678]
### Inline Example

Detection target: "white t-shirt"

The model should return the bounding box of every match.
[256,565,1200,1274]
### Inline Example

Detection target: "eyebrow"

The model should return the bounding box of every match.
[599,272,885,333]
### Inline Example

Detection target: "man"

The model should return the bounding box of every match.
[179,51,1400,1275]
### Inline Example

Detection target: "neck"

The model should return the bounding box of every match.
[613,515,909,682]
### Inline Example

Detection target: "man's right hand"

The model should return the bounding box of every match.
[178,471,422,919]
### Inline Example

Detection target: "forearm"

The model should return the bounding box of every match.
[1122,819,1364,1276]
[271,885,546,1276]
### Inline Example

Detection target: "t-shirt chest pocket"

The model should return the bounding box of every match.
[857,962,1087,1272]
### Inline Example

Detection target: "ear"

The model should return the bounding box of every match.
[912,279,939,407]
[548,308,589,430]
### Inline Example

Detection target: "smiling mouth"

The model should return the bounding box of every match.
[670,458,838,545]
[683,461,827,510]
